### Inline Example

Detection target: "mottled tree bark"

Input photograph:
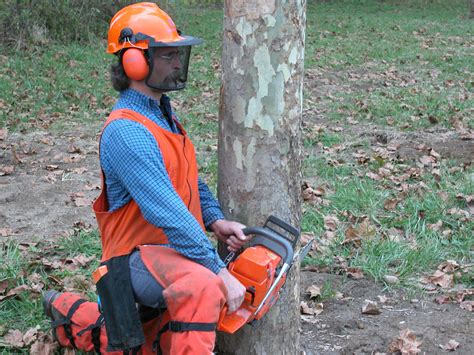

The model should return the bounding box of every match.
[216,0,306,353]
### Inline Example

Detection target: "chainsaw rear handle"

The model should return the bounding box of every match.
[243,227,294,265]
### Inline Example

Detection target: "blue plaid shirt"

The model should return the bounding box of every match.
[100,89,225,274]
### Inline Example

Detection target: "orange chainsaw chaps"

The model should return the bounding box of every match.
[138,245,227,355]
[217,245,283,334]
[51,292,121,354]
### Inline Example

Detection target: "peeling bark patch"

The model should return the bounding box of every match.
[231,137,256,188]
[289,46,298,64]
[244,45,276,136]
[227,0,276,21]
[277,63,291,82]
[235,18,254,46]
[233,138,243,170]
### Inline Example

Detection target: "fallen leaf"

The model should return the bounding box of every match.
[0,279,9,293]
[300,301,324,316]
[384,198,400,211]
[439,339,460,351]
[67,144,83,154]
[30,337,57,355]
[361,299,381,315]
[23,326,40,346]
[300,301,314,315]
[366,171,382,180]
[386,227,404,242]
[324,216,339,231]
[389,328,423,355]
[455,288,473,303]
[377,295,389,303]
[72,167,88,174]
[0,166,14,176]
[40,258,63,270]
[343,218,377,245]
[343,226,361,247]
[423,270,454,289]
[39,137,55,146]
[446,208,470,218]
[0,128,7,140]
[0,228,14,237]
[0,284,29,301]
[427,220,443,231]
[420,155,435,166]
[73,197,91,207]
[346,267,364,279]
[435,295,451,305]
[429,149,441,159]
[65,254,94,267]
[460,301,473,312]
[84,183,100,191]
[438,260,459,273]
[45,164,59,171]
[0,329,24,348]
[63,154,84,163]
[428,115,438,124]
[306,285,322,300]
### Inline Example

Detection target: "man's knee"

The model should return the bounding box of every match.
[164,268,226,314]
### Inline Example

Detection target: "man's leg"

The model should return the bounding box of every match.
[138,245,227,355]
[45,292,121,354]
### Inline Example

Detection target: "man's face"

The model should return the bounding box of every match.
[148,47,183,90]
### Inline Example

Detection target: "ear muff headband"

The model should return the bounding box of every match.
[122,48,148,81]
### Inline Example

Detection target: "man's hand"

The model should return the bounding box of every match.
[210,219,248,252]
[218,267,246,313]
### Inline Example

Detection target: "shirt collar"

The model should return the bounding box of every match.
[119,88,162,110]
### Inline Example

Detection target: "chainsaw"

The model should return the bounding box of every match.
[217,215,314,334]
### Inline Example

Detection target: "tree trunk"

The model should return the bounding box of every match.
[216,0,306,353]
[471,0,474,19]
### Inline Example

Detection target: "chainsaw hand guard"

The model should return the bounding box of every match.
[217,216,302,334]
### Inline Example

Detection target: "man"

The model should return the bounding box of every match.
[43,3,247,354]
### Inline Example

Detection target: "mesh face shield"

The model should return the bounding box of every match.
[146,46,192,92]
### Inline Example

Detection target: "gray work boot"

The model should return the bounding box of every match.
[42,290,61,318]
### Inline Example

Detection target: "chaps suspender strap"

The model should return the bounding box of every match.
[76,314,104,354]
[152,321,217,353]
[51,299,87,349]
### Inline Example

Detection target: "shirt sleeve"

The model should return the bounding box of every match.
[198,177,225,230]
[101,120,225,274]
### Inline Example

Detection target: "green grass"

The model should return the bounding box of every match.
[302,159,473,287]
[0,231,101,336]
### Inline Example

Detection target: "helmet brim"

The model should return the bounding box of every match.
[149,34,203,48]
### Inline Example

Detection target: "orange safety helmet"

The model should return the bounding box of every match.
[107,2,202,91]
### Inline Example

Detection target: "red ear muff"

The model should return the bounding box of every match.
[122,48,148,81]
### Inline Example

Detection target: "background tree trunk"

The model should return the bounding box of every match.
[216,0,306,353]
[471,0,474,18]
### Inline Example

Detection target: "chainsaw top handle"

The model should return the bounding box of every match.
[243,227,294,266]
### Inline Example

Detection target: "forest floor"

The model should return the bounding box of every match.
[1,96,472,354]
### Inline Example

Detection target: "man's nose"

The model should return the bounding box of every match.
[173,56,182,70]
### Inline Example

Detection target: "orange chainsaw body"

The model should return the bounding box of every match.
[217,245,286,334]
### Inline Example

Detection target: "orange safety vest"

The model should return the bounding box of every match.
[93,109,206,262]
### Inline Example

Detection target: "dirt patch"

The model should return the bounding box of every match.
[0,127,101,241]
[300,272,473,355]
[303,67,474,164]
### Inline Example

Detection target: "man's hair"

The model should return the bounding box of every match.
[110,60,130,92]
